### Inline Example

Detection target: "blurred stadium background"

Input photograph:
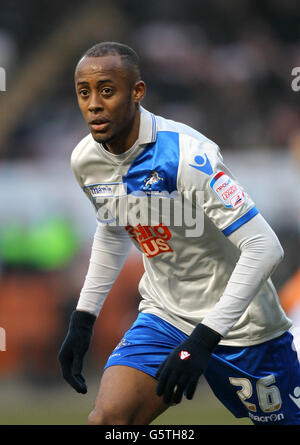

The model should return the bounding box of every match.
[0,0,299,425]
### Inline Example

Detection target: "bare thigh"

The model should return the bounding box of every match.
[88,365,170,425]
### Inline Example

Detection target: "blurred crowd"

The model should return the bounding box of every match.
[0,0,300,158]
[0,0,299,384]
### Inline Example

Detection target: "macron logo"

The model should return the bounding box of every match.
[189,153,213,176]
[179,350,191,360]
[289,387,300,409]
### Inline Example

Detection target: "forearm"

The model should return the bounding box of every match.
[201,213,284,337]
[76,223,132,317]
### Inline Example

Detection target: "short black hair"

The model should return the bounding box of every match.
[78,41,141,83]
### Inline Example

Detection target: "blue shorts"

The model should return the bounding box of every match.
[104,313,300,425]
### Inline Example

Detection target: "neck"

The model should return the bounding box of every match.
[105,108,140,155]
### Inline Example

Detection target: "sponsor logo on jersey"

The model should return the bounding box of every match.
[143,170,164,191]
[179,350,191,360]
[231,193,244,208]
[85,182,127,199]
[210,171,245,208]
[125,223,173,257]
[189,153,213,175]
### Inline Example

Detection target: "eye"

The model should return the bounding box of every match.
[102,87,113,96]
[79,89,89,97]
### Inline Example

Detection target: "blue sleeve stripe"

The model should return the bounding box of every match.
[222,207,259,237]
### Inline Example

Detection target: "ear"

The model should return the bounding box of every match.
[132,80,146,103]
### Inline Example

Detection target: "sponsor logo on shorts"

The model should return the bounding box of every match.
[113,338,131,350]
[289,386,300,409]
[248,411,284,423]
[179,350,191,360]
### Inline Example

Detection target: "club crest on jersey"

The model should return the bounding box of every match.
[143,170,164,191]
[179,350,191,360]
[210,171,245,209]
[189,153,213,175]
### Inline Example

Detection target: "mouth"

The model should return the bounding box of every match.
[89,118,110,132]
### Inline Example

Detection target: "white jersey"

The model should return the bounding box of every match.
[71,106,291,346]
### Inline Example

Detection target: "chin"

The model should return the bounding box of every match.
[91,132,111,144]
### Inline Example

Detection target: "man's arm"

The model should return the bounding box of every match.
[201,212,284,336]
[76,223,132,316]
[58,223,132,393]
[156,213,284,404]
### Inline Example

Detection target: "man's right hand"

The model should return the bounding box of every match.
[58,310,96,394]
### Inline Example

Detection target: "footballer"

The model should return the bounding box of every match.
[58,42,300,425]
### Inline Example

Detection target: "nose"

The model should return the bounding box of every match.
[88,92,104,113]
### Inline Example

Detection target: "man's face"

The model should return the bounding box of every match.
[75,55,145,145]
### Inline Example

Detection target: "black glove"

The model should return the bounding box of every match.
[58,310,96,394]
[156,323,221,404]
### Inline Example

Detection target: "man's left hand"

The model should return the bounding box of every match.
[155,323,221,404]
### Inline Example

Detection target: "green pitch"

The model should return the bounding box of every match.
[0,377,251,425]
